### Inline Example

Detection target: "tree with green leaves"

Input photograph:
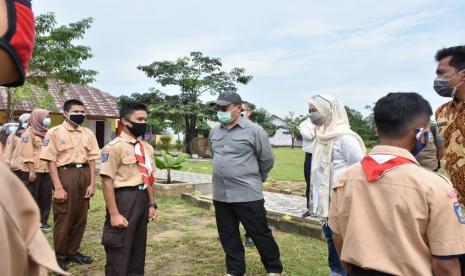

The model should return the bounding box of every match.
[282,112,307,148]
[6,12,97,120]
[117,88,168,134]
[249,106,278,137]
[138,51,252,154]
[345,106,378,147]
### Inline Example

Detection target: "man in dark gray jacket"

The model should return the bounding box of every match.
[209,92,283,276]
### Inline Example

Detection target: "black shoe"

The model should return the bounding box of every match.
[245,237,255,247]
[301,210,312,218]
[57,258,68,271]
[40,223,53,232]
[70,252,93,265]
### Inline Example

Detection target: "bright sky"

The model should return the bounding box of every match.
[35,0,465,117]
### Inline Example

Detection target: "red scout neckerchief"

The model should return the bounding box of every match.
[0,0,35,87]
[361,154,416,182]
[134,141,155,187]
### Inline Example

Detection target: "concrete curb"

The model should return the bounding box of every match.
[181,193,325,240]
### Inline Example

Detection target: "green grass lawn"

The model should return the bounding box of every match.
[43,189,328,275]
[181,147,306,182]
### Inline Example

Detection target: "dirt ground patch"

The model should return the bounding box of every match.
[153,229,184,240]
[264,179,306,196]
[45,193,328,275]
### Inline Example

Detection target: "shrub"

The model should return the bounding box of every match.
[160,135,172,145]
[154,150,190,184]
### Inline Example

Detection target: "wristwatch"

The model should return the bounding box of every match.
[149,203,158,209]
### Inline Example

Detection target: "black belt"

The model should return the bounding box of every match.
[61,163,88,169]
[115,184,146,191]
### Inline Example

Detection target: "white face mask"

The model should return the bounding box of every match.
[42,118,51,127]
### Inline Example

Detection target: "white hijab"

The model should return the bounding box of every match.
[310,95,366,218]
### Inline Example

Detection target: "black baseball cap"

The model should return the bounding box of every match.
[209,92,243,106]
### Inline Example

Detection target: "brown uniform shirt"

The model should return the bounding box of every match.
[20,129,48,173]
[40,121,100,166]
[329,145,465,276]
[3,133,22,171]
[436,101,465,204]
[0,163,68,275]
[100,132,155,188]
[415,130,440,171]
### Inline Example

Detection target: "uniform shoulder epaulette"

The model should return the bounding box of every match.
[49,125,62,134]
[142,140,154,150]
[422,167,452,184]
[108,137,122,146]
[434,171,452,184]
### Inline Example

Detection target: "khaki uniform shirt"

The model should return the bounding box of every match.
[436,101,465,204]
[100,132,155,188]
[329,145,465,276]
[0,163,68,275]
[415,130,440,171]
[0,143,4,163]
[40,121,100,166]
[20,129,48,173]
[3,133,22,171]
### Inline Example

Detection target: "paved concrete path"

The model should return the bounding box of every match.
[156,170,212,184]
[159,170,319,223]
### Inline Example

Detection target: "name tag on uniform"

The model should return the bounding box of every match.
[437,121,448,127]
[76,164,83,168]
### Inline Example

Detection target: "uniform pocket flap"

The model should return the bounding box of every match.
[122,156,137,165]
[53,201,68,214]
[56,141,73,151]
[102,227,125,248]
[210,133,224,140]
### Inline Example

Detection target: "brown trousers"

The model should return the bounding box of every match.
[12,169,22,178]
[54,167,90,259]
[20,171,53,225]
[102,187,149,276]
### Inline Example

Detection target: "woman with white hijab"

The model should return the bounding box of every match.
[309,95,366,276]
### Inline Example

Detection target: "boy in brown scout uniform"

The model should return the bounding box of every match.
[3,113,30,177]
[329,93,465,276]
[100,102,158,276]
[40,99,100,271]
[19,109,53,231]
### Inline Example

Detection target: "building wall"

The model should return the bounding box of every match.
[269,128,303,147]
[104,119,115,144]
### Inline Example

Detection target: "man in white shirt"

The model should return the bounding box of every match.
[299,116,316,217]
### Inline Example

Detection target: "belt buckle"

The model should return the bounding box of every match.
[137,184,144,190]
[76,164,83,168]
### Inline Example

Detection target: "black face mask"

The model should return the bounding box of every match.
[68,113,86,125]
[126,120,147,138]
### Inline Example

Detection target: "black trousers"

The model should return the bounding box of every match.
[304,153,312,209]
[460,255,465,275]
[214,200,283,275]
[20,171,53,225]
[102,188,149,276]
[349,265,393,276]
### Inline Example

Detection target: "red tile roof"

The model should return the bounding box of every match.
[0,80,119,118]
